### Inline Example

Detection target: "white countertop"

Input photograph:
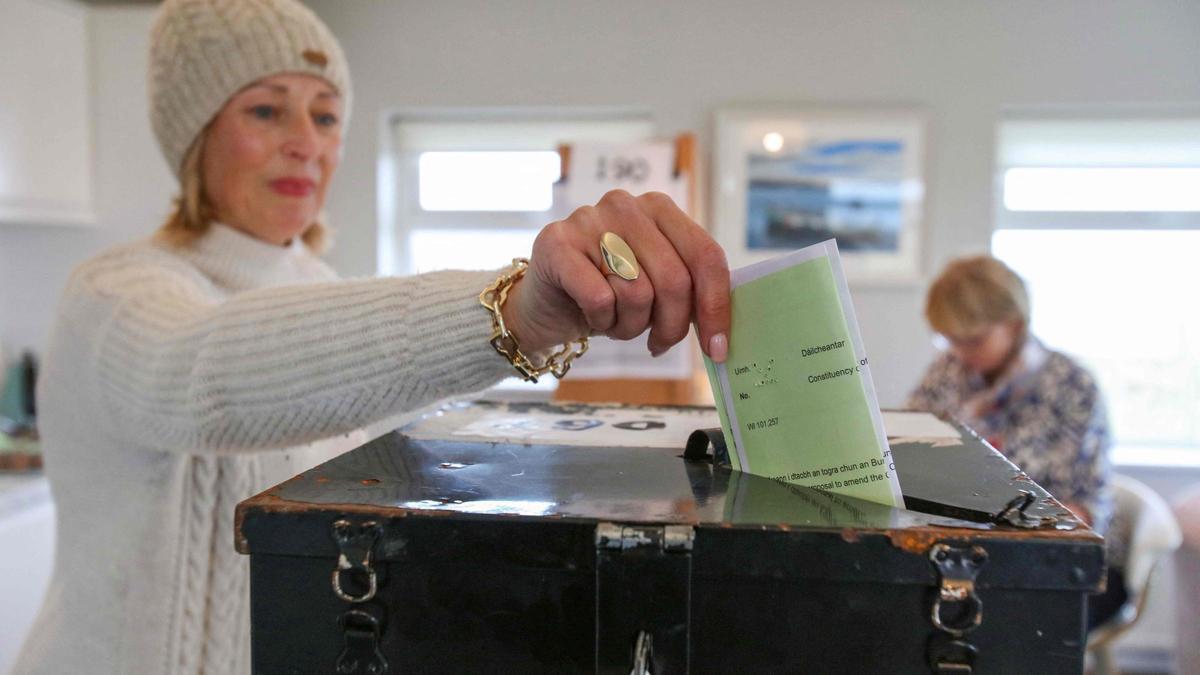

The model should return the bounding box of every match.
[0,473,52,519]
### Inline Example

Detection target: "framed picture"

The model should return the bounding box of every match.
[713,106,926,284]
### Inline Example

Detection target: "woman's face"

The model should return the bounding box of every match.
[944,319,1022,378]
[202,73,343,246]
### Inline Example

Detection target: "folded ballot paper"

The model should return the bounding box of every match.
[703,240,904,508]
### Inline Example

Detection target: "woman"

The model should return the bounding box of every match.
[907,255,1124,630]
[907,255,1113,532]
[13,1,729,673]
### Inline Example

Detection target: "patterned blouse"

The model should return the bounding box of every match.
[907,337,1114,534]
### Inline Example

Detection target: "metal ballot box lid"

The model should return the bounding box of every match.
[236,401,1104,675]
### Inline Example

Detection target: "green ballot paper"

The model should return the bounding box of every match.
[703,240,904,508]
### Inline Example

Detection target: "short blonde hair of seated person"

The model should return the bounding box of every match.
[156,129,329,254]
[925,255,1030,339]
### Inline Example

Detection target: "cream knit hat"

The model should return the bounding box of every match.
[148,0,352,179]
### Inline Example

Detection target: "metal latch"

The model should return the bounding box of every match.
[332,519,382,603]
[927,634,978,675]
[595,523,695,552]
[992,489,1059,529]
[630,630,653,675]
[595,523,694,672]
[927,543,988,674]
[929,543,987,636]
[336,609,388,675]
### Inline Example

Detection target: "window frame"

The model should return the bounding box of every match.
[377,108,655,276]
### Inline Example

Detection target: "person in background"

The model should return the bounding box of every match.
[12,1,729,673]
[906,254,1120,628]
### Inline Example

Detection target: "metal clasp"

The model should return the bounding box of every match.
[336,609,389,674]
[992,489,1058,529]
[596,523,694,672]
[595,523,695,552]
[929,543,987,637]
[332,519,382,603]
[630,630,653,675]
[927,633,978,674]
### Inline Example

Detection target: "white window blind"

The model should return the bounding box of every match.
[417,151,561,212]
[996,117,1200,229]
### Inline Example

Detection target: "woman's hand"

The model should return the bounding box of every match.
[501,189,731,363]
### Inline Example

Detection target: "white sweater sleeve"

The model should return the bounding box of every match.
[57,249,514,453]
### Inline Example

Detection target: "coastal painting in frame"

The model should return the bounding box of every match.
[713,106,926,284]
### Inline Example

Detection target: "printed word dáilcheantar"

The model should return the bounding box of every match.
[800,339,846,357]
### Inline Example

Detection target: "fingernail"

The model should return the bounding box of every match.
[708,333,728,363]
[649,345,665,358]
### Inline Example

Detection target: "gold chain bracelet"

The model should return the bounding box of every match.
[479,258,589,383]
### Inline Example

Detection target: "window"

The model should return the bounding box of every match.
[992,116,1200,465]
[379,110,653,276]
[1003,168,1200,212]
[378,109,654,391]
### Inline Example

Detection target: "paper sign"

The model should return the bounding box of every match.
[443,404,711,448]
[555,141,693,379]
[561,141,684,208]
[882,411,960,440]
[560,332,694,380]
[703,240,904,508]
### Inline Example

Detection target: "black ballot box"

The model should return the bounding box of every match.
[235,401,1104,674]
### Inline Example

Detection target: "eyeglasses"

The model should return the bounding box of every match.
[933,330,991,351]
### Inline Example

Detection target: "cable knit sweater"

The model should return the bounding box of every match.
[13,224,512,674]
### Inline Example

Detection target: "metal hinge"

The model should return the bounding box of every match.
[595,523,695,552]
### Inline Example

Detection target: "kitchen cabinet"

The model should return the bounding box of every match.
[0,0,95,226]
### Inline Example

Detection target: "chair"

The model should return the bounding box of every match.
[1086,474,1183,675]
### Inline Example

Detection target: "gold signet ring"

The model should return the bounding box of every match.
[600,232,640,281]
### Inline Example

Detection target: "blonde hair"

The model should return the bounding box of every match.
[925,255,1030,339]
[156,129,329,254]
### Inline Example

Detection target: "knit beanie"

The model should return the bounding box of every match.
[148,0,352,179]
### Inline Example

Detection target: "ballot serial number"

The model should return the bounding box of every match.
[746,417,779,431]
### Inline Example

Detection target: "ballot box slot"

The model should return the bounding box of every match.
[688,426,1067,530]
